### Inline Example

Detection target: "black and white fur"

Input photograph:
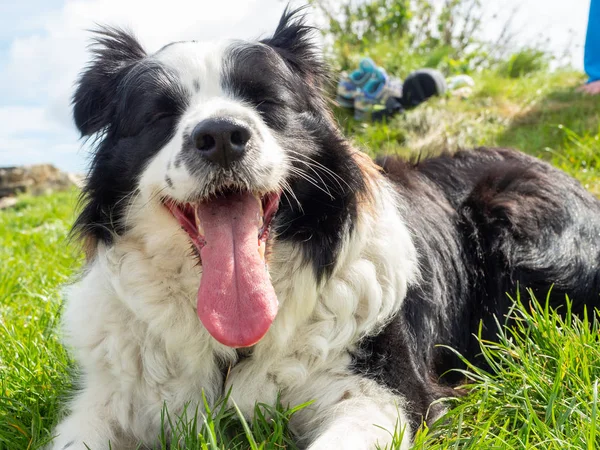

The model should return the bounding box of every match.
[52,8,600,450]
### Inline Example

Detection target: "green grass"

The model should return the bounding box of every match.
[339,70,600,193]
[412,295,600,449]
[0,191,80,450]
[1,69,600,449]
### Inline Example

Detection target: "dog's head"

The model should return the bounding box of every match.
[73,8,367,348]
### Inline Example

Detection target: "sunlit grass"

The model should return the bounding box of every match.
[412,293,600,449]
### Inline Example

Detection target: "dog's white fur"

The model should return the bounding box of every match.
[52,41,420,450]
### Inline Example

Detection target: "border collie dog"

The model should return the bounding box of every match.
[53,8,600,450]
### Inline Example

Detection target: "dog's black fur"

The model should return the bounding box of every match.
[355,148,600,430]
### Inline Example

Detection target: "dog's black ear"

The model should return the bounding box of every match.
[261,6,325,85]
[73,27,146,136]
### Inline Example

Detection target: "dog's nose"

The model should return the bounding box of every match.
[191,119,251,168]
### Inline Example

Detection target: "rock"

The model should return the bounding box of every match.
[0,197,18,210]
[0,164,82,199]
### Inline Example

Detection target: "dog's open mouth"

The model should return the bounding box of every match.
[165,191,281,348]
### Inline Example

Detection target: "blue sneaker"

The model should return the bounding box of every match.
[336,58,378,108]
[354,68,403,121]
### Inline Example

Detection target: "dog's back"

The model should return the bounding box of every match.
[362,147,600,389]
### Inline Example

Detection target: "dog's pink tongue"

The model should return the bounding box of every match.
[196,192,278,348]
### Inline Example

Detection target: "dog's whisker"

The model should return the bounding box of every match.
[287,149,351,191]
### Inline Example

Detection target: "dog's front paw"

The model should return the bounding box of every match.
[48,415,115,450]
[48,435,118,450]
[307,432,410,450]
[302,409,412,450]
[52,440,75,450]
[226,361,279,418]
[47,437,88,450]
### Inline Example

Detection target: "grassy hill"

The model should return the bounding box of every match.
[341,70,600,194]
[0,69,599,449]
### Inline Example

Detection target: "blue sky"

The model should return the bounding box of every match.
[0,0,591,173]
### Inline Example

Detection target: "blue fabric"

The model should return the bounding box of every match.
[349,58,377,85]
[585,0,600,82]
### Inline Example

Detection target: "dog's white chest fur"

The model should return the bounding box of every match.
[56,184,418,449]
[62,234,228,443]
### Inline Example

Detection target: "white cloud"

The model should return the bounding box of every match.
[0,134,85,171]
[0,105,83,171]
[479,0,588,68]
[0,106,61,135]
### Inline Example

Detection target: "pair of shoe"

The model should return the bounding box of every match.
[336,58,404,121]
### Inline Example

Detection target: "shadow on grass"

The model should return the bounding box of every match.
[496,87,600,156]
